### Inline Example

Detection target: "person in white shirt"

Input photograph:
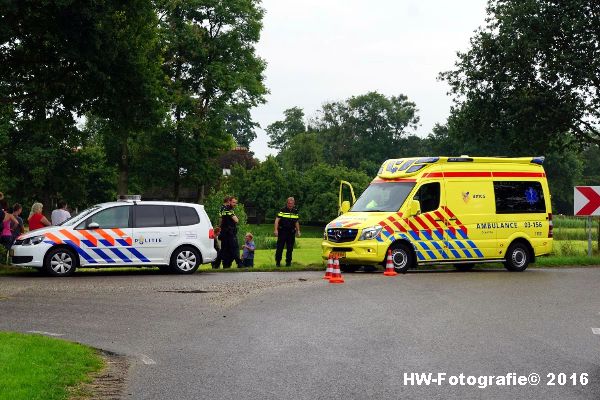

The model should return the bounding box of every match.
[51,200,71,225]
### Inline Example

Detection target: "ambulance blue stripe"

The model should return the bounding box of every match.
[466,241,484,257]
[109,248,133,263]
[458,229,468,239]
[127,248,150,263]
[418,242,437,259]
[376,235,384,242]
[431,242,449,259]
[446,242,462,258]
[82,240,96,247]
[455,241,473,258]
[446,229,457,240]
[416,251,425,261]
[434,230,444,240]
[91,248,116,263]
[421,231,433,241]
[99,239,113,247]
[409,231,419,240]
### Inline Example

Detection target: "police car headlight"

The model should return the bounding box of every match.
[359,226,383,241]
[22,235,45,246]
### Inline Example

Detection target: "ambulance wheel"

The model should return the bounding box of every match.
[390,244,414,273]
[454,264,475,272]
[504,242,530,272]
[170,246,201,274]
[44,247,78,277]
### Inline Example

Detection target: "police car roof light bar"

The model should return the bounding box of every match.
[117,195,142,202]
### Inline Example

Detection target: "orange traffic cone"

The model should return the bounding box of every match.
[323,254,333,280]
[383,250,398,276]
[329,256,345,284]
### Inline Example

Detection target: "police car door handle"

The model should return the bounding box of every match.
[168,233,178,236]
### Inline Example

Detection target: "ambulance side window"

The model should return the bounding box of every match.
[414,182,440,213]
[494,181,546,213]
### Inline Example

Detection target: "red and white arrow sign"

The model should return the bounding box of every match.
[574,186,600,216]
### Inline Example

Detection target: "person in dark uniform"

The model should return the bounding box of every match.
[274,197,301,267]
[219,196,242,268]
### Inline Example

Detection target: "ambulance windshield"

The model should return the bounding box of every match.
[351,182,416,212]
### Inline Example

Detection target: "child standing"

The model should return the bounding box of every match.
[241,232,256,268]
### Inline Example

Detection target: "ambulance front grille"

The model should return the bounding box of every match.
[327,228,358,243]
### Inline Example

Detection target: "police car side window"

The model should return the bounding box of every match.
[164,206,177,227]
[84,206,131,229]
[414,182,440,213]
[135,205,166,228]
[176,206,200,226]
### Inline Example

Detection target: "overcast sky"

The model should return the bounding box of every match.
[248,0,489,159]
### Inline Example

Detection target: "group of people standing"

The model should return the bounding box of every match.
[212,195,301,268]
[0,194,71,250]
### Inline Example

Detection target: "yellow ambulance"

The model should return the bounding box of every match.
[322,156,553,272]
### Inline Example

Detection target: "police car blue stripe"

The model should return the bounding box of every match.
[82,239,96,247]
[74,247,97,264]
[99,239,113,247]
[116,239,130,246]
[91,248,116,263]
[109,248,133,263]
[127,247,150,263]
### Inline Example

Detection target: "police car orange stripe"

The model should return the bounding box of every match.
[95,229,115,246]
[79,230,98,247]
[59,229,80,247]
[44,232,63,244]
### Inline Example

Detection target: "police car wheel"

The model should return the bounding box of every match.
[391,244,414,273]
[170,246,201,274]
[44,247,77,277]
[504,242,530,272]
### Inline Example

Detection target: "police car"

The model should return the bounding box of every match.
[10,197,217,276]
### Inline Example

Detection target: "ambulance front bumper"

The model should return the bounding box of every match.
[321,240,386,265]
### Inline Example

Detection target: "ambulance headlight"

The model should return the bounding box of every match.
[359,226,383,241]
[22,235,45,246]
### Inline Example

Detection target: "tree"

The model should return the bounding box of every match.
[440,0,600,152]
[1,1,164,197]
[266,107,306,150]
[145,0,267,199]
[278,132,324,171]
[315,92,419,168]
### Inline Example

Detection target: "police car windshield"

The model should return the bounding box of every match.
[351,182,416,212]
[56,206,101,226]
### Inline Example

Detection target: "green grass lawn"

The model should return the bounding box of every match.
[0,332,103,400]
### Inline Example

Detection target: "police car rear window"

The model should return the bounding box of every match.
[135,205,166,228]
[176,206,200,226]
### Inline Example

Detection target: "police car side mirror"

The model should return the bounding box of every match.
[410,200,421,216]
[88,222,100,229]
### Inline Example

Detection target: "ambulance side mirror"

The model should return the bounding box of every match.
[409,200,421,216]
[88,222,100,230]
[340,201,351,214]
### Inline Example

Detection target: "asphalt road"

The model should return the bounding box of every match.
[1,267,600,399]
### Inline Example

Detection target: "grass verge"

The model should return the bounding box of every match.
[0,332,103,400]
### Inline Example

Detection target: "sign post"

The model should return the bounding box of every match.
[574,186,600,257]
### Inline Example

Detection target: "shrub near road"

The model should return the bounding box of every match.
[0,332,102,400]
